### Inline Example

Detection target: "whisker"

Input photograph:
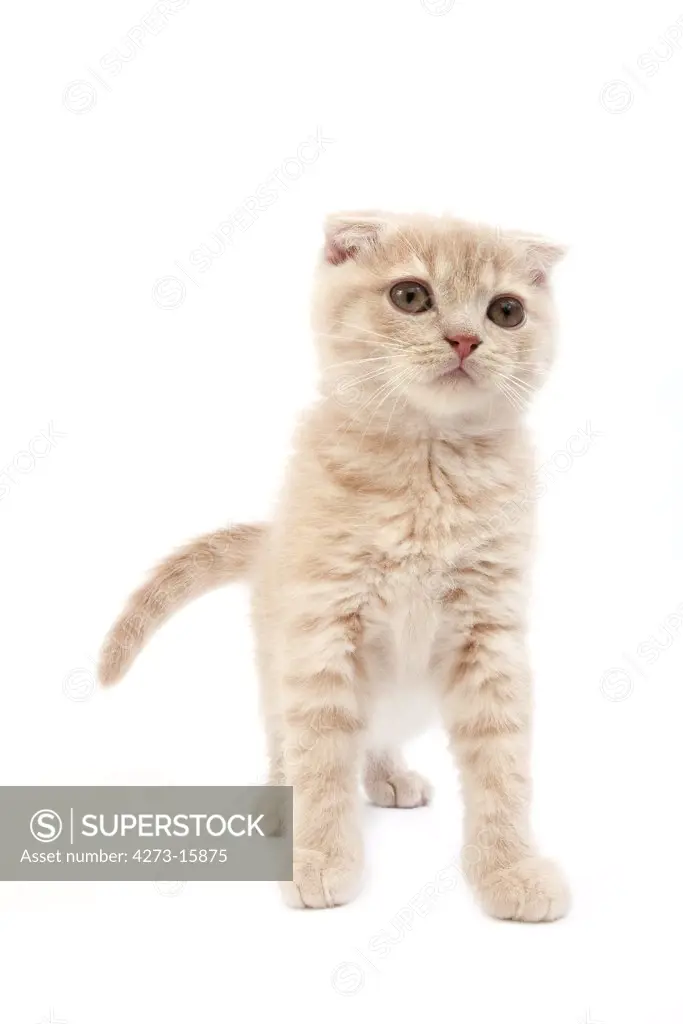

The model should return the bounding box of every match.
[359,366,416,447]
[323,356,390,370]
[329,322,401,345]
[497,388,522,414]
[511,361,546,372]
[496,380,526,414]
[381,369,419,448]
[500,380,531,406]
[316,331,394,352]
[337,365,395,388]
[501,373,537,394]
[330,364,413,448]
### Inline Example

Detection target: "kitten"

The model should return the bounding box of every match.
[99,211,570,921]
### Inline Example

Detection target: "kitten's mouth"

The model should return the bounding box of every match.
[434,361,474,384]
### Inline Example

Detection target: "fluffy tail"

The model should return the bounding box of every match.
[99,523,266,685]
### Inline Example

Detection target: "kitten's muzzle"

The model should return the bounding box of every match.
[444,333,481,362]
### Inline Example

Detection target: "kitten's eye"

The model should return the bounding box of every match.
[486,295,525,328]
[389,280,433,314]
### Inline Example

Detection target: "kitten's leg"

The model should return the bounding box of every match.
[440,581,570,923]
[255,722,286,837]
[266,720,285,785]
[363,749,432,808]
[278,611,365,909]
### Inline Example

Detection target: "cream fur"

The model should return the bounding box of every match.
[99,211,570,921]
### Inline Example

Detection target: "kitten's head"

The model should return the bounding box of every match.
[313,212,564,427]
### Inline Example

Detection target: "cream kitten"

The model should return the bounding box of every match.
[99,211,570,921]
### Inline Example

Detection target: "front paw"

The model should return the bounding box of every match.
[472,856,570,922]
[280,846,363,909]
[365,768,432,808]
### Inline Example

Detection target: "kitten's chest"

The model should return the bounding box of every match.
[359,441,529,746]
[372,437,523,570]
[362,574,443,746]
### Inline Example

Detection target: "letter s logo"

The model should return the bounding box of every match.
[30,809,63,843]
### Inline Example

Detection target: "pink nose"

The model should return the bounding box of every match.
[445,333,481,361]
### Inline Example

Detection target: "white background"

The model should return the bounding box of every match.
[2,0,683,1021]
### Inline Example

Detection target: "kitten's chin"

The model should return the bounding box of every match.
[406,377,501,422]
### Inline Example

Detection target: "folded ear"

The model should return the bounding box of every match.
[323,212,388,265]
[516,236,567,286]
